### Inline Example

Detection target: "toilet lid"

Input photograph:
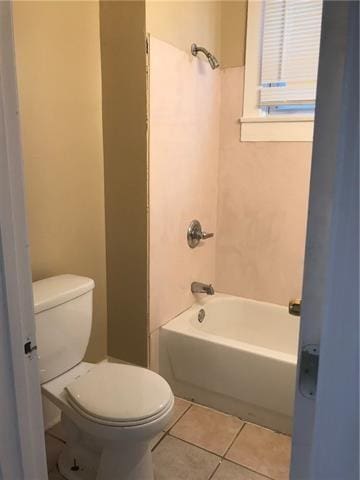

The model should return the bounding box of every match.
[65,363,172,424]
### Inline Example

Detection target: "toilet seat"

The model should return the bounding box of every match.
[65,362,173,427]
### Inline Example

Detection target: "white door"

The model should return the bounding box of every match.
[0,1,48,479]
[291,2,358,479]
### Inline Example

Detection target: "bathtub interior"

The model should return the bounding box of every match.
[190,296,300,356]
[159,294,300,434]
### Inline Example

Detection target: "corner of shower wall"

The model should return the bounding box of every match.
[148,36,221,370]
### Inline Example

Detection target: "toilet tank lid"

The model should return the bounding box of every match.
[33,274,95,314]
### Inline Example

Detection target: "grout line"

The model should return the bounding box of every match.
[188,398,241,419]
[151,431,168,451]
[242,417,292,437]
[167,433,222,459]
[168,426,275,480]
[222,423,276,480]
[189,398,292,439]
[222,421,246,459]
[207,460,222,480]
[167,398,246,460]
[152,399,192,451]
[224,458,275,480]
[166,400,280,480]
[165,400,192,433]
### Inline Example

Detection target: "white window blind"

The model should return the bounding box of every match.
[260,0,323,107]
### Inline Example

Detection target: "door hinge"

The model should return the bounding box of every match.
[24,340,37,356]
[299,344,319,399]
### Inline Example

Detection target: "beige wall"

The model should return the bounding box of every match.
[146,1,247,68]
[13,1,107,362]
[100,0,148,366]
[221,0,248,68]
[216,67,312,306]
[146,1,222,60]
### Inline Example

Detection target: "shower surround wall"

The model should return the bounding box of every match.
[149,37,220,364]
[216,67,312,306]
[149,43,311,371]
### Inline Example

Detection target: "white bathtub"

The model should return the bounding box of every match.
[160,294,300,433]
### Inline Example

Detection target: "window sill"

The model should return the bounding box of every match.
[240,116,314,142]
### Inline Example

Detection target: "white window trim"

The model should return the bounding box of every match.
[241,0,315,142]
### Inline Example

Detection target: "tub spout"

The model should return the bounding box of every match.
[191,282,215,295]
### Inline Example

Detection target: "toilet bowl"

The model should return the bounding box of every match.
[34,275,174,480]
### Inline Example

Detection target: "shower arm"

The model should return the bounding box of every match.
[191,43,220,69]
[191,44,211,58]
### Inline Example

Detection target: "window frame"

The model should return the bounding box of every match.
[241,0,315,142]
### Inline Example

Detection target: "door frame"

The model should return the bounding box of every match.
[0,1,47,478]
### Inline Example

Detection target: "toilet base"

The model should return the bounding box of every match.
[58,415,154,480]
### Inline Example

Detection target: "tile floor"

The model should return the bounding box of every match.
[47,397,291,480]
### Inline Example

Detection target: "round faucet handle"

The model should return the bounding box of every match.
[187,220,215,248]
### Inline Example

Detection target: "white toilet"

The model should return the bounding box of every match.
[33,274,174,480]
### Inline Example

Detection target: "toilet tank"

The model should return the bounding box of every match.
[33,274,95,384]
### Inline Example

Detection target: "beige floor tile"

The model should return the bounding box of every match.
[45,434,64,472]
[153,435,220,480]
[212,460,269,480]
[151,431,166,450]
[170,404,244,456]
[164,396,191,431]
[226,424,291,480]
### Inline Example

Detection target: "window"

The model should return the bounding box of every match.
[241,0,323,141]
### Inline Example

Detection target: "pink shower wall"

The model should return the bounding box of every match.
[216,67,312,306]
[149,37,220,334]
[149,42,312,372]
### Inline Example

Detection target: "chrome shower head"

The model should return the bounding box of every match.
[191,43,220,70]
[207,53,220,70]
